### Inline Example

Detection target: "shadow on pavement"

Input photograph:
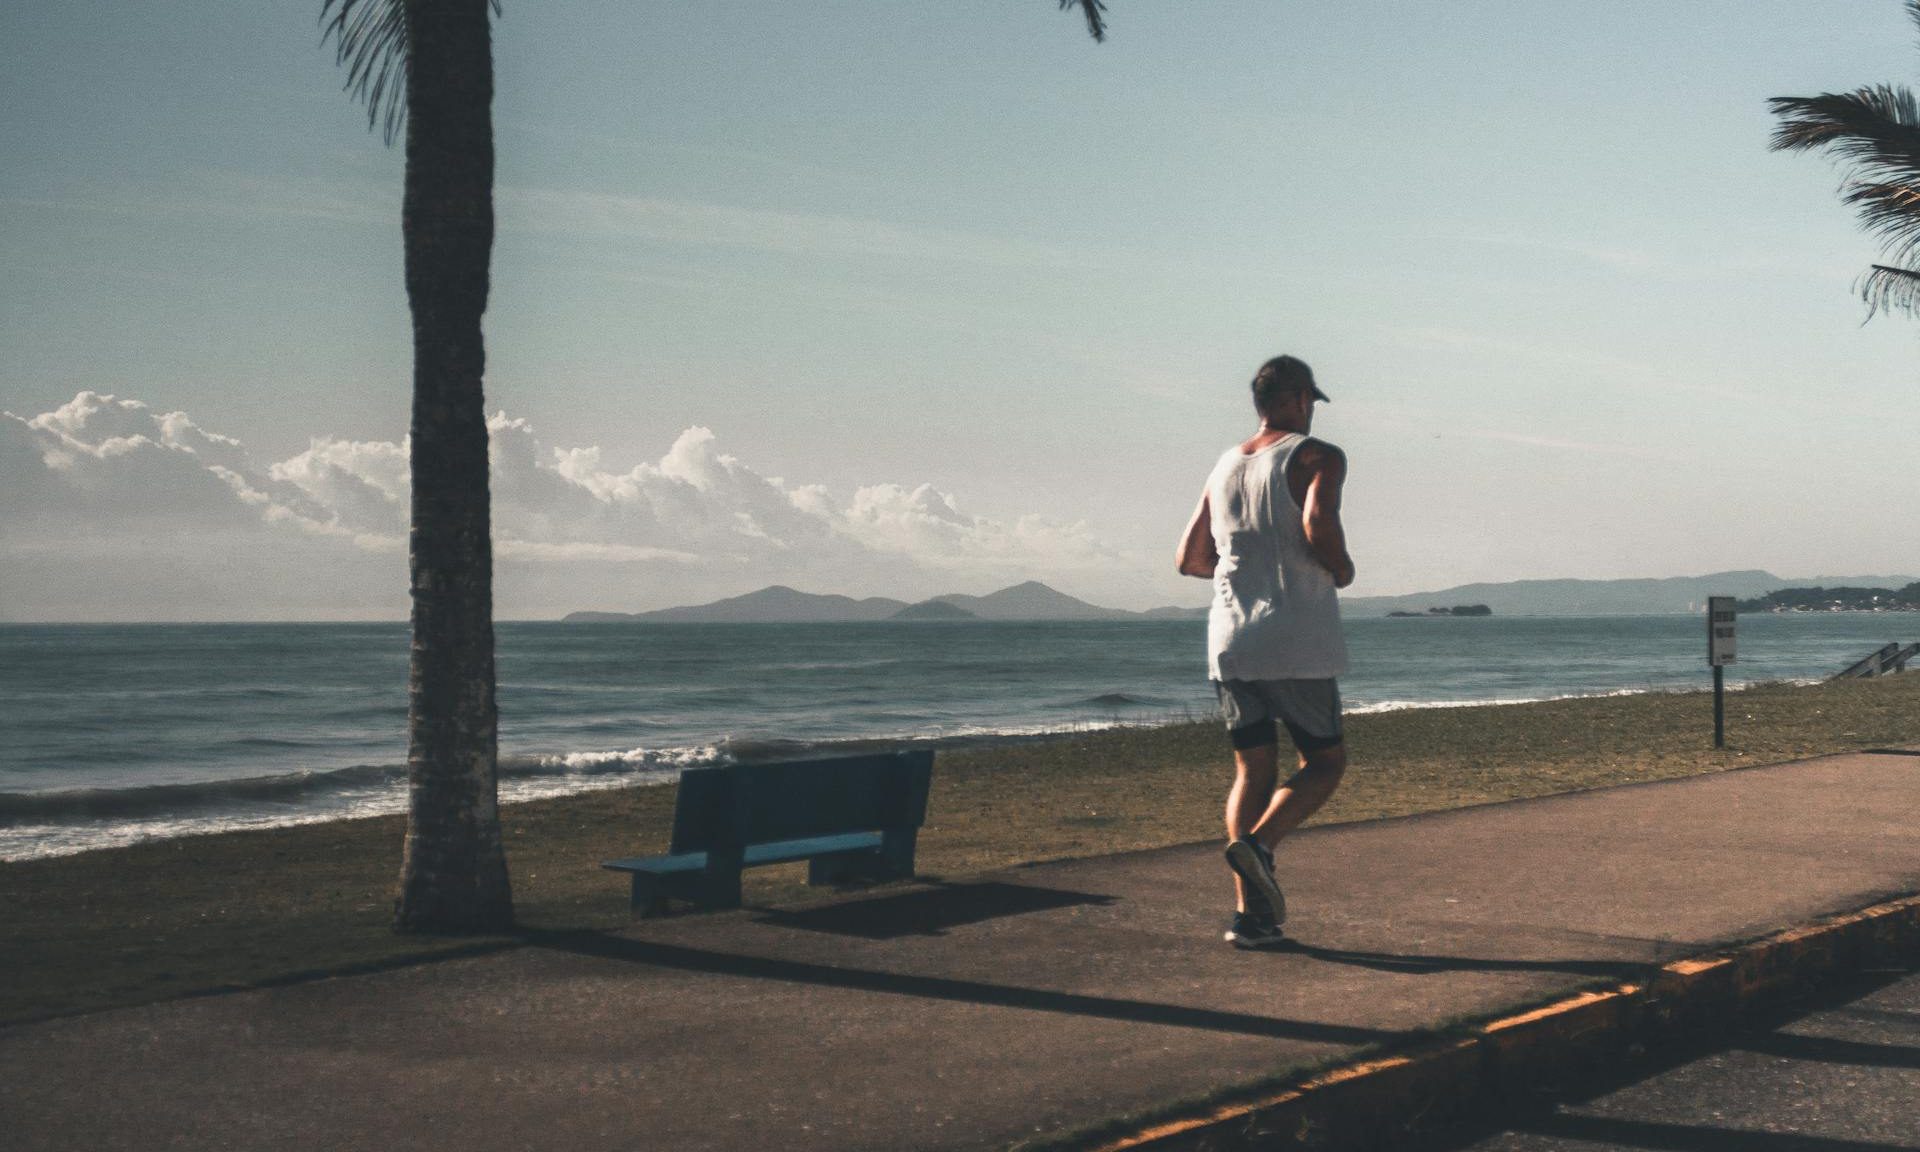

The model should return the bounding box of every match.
[523,929,1399,1044]
[751,880,1117,939]
[1275,939,1642,980]
[1736,1031,1920,1071]
[1812,1004,1920,1029]
[1514,1112,1913,1152]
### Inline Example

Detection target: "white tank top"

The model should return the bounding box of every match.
[1204,433,1349,681]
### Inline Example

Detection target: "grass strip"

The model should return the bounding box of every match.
[4,673,1918,1024]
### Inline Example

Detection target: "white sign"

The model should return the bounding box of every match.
[1707,597,1737,666]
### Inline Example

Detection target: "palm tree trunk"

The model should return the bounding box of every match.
[394,0,512,933]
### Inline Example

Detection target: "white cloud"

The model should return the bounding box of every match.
[835,482,1105,571]
[3,393,302,530]
[0,391,1119,619]
[269,436,409,533]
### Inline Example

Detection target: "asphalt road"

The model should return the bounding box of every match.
[1440,968,1920,1151]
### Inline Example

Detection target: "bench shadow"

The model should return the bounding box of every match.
[750,881,1116,939]
[1273,939,1640,980]
[1860,747,1920,757]
[522,928,1398,1046]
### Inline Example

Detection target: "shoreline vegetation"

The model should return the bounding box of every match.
[5,673,1920,1024]
[1735,583,1920,613]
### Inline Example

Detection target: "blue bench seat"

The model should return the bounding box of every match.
[604,830,886,877]
[602,752,932,917]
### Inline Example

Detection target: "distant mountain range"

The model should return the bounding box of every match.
[561,570,1920,624]
[562,581,1175,624]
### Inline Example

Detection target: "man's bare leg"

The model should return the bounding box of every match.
[1251,743,1347,850]
[1225,743,1281,911]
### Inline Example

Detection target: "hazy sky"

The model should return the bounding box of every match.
[6,1,1920,620]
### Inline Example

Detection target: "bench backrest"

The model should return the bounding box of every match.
[668,750,934,854]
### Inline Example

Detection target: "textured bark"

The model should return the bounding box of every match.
[394,0,512,933]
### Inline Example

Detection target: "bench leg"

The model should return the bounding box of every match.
[623,860,743,916]
[698,850,744,910]
[629,874,671,918]
[880,826,918,879]
[809,830,918,887]
[808,850,884,886]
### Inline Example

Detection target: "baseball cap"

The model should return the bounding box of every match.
[1252,355,1330,403]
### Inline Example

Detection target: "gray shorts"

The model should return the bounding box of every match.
[1214,678,1343,753]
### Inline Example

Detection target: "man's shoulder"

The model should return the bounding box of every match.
[1207,442,1247,471]
[1295,438,1346,469]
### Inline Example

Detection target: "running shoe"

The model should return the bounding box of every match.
[1225,837,1287,924]
[1224,910,1285,949]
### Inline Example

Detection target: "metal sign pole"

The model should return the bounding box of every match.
[1713,665,1725,748]
[1707,597,1736,750]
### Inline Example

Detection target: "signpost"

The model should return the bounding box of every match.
[1707,596,1737,748]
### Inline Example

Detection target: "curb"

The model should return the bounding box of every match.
[1073,892,1920,1152]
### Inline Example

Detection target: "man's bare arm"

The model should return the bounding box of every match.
[1176,490,1219,578]
[1300,446,1355,588]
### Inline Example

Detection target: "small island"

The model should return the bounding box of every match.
[1388,604,1494,618]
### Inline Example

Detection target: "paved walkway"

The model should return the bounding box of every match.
[3,752,1917,1152]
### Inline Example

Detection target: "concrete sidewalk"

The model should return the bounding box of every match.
[3,752,1917,1152]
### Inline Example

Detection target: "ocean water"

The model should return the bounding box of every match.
[1,613,1913,860]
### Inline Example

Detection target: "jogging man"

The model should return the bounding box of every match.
[1176,355,1354,948]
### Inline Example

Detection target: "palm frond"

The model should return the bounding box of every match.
[1858,263,1920,318]
[1770,86,1920,267]
[320,0,501,145]
[1772,16,1920,320]
[1840,179,1920,267]
[1768,85,1920,161]
[321,0,409,144]
[1060,0,1106,42]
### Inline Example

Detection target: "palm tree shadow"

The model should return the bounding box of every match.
[1271,938,1640,980]
[521,928,1398,1045]
[1737,1031,1920,1070]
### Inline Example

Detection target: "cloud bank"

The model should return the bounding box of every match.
[0,392,1113,620]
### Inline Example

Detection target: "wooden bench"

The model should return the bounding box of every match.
[602,750,933,917]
